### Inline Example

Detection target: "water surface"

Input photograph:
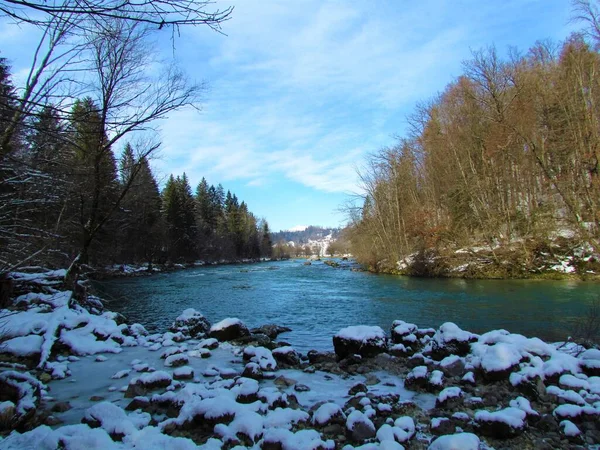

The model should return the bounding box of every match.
[93,260,600,352]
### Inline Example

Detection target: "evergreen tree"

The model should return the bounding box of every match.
[260,220,273,258]
[162,173,197,262]
[66,97,119,265]
[118,144,163,265]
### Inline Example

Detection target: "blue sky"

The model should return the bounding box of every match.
[0,0,578,231]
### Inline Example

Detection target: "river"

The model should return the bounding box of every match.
[92,259,600,353]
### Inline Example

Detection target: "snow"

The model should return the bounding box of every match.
[244,346,277,370]
[434,322,474,345]
[428,433,480,450]
[560,419,581,437]
[264,407,309,429]
[392,320,417,336]
[478,343,522,372]
[313,402,345,425]
[0,334,43,357]
[210,317,243,332]
[173,366,193,378]
[429,370,444,386]
[439,355,461,368]
[462,372,475,384]
[509,396,538,416]
[438,387,462,403]
[559,374,590,391]
[546,385,586,405]
[336,325,386,342]
[474,407,526,429]
[407,366,428,380]
[346,409,376,433]
[174,308,204,322]
[84,401,139,436]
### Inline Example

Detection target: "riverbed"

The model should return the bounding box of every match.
[93,259,600,353]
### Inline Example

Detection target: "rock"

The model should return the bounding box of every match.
[364,373,380,386]
[242,362,263,380]
[436,387,463,409]
[209,318,250,341]
[274,376,297,387]
[390,320,418,344]
[313,403,347,428]
[429,433,480,450]
[197,338,219,350]
[233,333,274,349]
[169,308,210,338]
[430,417,455,435]
[439,355,466,378]
[535,414,559,432]
[164,353,189,367]
[346,410,376,442]
[272,346,301,367]
[294,383,310,392]
[125,371,172,398]
[89,396,104,401]
[333,325,387,359]
[427,322,477,360]
[173,366,194,380]
[304,261,311,265]
[405,365,429,390]
[475,407,527,438]
[348,383,368,396]
[51,401,71,413]
[44,415,62,426]
[307,350,336,365]
[250,324,292,339]
[39,373,52,384]
[125,396,150,411]
[0,401,15,430]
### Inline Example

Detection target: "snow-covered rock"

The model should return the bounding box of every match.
[169,308,210,338]
[474,407,527,438]
[208,318,250,341]
[333,325,387,359]
[428,433,480,450]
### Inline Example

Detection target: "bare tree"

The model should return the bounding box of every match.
[62,18,203,290]
[0,0,232,33]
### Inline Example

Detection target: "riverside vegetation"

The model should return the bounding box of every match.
[346,3,600,280]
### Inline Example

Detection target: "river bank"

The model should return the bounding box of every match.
[360,239,600,282]
[1,269,599,448]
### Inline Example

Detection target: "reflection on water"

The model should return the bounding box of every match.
[93,260,600,352]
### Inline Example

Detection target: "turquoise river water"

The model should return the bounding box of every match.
[92,259,600,353]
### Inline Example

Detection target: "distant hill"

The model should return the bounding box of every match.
[271,226,341,245]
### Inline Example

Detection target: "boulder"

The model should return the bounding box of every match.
[250,324,292,339]
[125,371,172,398]
[475,407,527,438]
[312,403,346,427]
[242,362,263,380]
[390,320,418,344]
[427,322,477,360]
[272,346,301,367]
[169,308,210,338]
[428,433,480,450]
[333,325,387,359]
[208,318,250,341]
[346,410,376,442]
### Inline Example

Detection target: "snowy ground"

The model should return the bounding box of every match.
[1,269,600,449]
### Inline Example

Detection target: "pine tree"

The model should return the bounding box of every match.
[260,220,273,258]
[162,173,197,262]
[66,97,119,265]
[118,144,163,265]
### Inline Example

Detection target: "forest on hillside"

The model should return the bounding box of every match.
[0,8,271,295]
[347,4,600,275]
